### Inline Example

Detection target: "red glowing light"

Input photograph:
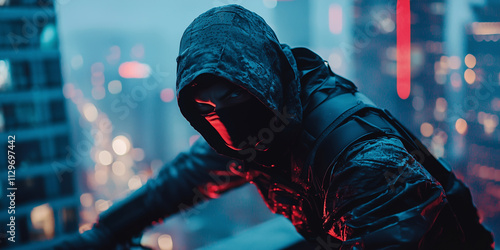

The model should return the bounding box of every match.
[329,4,343,34]
[160,88,175,103]
[397,0,411,99]
[204,114,235,150]
[118,61,151,79]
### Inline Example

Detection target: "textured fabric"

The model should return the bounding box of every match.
[324,136,461,249]
[176,4,301,160]
[55,4,492,249]
[173,4,494,249]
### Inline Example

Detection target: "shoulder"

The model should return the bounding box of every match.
[333,135,437,188]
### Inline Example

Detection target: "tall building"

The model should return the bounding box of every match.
[461,2,500,243]
[0,0,79,248]
[352,0,449,158]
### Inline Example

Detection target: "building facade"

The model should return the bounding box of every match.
[0,0,79,248]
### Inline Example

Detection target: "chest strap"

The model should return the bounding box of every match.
[302,91,375,190]
[303,91,452,193]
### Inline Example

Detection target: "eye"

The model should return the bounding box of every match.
[227,89,245,99]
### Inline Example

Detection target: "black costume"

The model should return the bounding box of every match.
[55,5,494,249]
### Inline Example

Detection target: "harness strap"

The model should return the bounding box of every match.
[303,91,375,191]
[314,109,403,190]
[303,89,452,195]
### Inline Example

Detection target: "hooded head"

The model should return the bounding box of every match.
[176,4,302,166]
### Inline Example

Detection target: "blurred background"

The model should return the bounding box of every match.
[0,0,499,249]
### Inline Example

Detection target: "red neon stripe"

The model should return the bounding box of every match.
[397,0,411,100]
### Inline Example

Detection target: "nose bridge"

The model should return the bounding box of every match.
[209,84,233,111]
[207,91,223,111]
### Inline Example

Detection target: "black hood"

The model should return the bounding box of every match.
[176,4,302,159]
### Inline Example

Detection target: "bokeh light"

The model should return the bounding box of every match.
[30,204,55,239]
[158,234,174,250]
[420,122,434,137]
[91,86,106,100]
[95,199,112,213]
[80,193,94,207]
[435,97,447,112]
[464,69,476,84]
[465,54,476,68]
[160,88,175,103]
[119,61,151,78]
[128,175,143,190]
[455,118,468,135]
[82,103,98,122]
[112,161,127,176]
[112,135,131,156]
[108,80,122,94]
[448,56,461,69]
[97,150,113,165]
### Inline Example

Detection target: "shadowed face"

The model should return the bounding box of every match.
[190,75,275,151]
[192,79,253,115]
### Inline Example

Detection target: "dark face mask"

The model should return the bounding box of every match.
[202,97,277,151]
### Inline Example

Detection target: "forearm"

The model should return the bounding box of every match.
[97,137,242,243]
[53,138,244,249]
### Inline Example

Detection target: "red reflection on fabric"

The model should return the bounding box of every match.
[203,113,240,151]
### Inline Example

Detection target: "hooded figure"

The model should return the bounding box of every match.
[54,5,494,250]
[175,4,303,167]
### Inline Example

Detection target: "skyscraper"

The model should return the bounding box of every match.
[352,0,449,159]
[0,0,79,248]
[460,2,500,243]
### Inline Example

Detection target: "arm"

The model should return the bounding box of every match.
[323,136,464,249]
[54,137,246,249]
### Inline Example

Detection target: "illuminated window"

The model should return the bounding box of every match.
[0,59,12,91]
[30,204,55,240]
[0,0,10,6]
